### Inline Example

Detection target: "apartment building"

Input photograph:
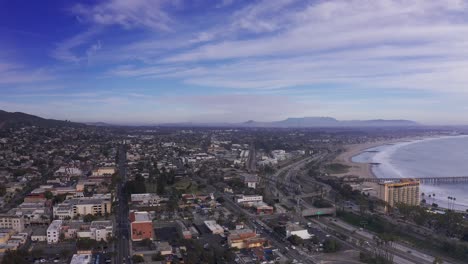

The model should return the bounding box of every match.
[47,220,63,244]
[0,215,25,232]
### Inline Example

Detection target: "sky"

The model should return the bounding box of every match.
[1,0,468,125]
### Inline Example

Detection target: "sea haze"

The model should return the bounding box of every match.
[352,135,468,210]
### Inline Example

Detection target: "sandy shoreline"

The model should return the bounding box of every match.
[332,139,416,179]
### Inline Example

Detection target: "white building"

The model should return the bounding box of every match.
[53,196,111,219]
[70,254,92,264]
[204,220,224,235]
[235,195,263,205]
[90,221,113,241]
[285,223,311,240]
[47,220,63,244]
[131,193,167,207]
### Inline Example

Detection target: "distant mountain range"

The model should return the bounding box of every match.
[0,110,420,129]
[160,117,420,128]
[0,110,82,129]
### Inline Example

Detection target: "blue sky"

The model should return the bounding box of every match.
[1,0,468,125]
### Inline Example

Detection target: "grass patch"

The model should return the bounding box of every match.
[325,163,350,174]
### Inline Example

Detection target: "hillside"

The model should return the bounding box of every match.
[0,110,83,129]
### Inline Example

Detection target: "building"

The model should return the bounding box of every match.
[156,241,173,256]
[176,220,192,239]
[70,254,92,264]
[31,227,47,242]
[47,220,63,244]
[228,229,266,249]
[131,193,168,207]
[379,179,420,208]
[204,220,224,235]
[285,223,311,239]
[0,214,25,232]
[89,221,113,241]
[130,211,153,241]
[53,196,111,219]
[243,174,259,189]
[91,167,115,176]
[235,195,263,205]
[251,201,274,215]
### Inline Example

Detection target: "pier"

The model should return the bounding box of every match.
[343,175,468,184]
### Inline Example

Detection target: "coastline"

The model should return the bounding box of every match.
[331,137,422,179]
[332,134,468,179]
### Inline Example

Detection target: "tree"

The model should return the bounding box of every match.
[44,190,54,200]
[141,238,153,249]
[132,255,145,263]
[323,239,341,253]
[83,214,97,222]
[60,249,72,259]
[288,235,304,246]
[0,184,6,197]
[152,253,165,261]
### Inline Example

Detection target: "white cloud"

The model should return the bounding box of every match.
[51,28,102,63]
[0,61,55,84]
[71,0,174,31]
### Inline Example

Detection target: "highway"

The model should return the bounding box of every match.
[115,144,131,264]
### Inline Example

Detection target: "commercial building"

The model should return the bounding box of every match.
[228,229,266,249]
[130,211,153,241]
[235,195,263,205]
[204,220,224,235]
[379,179,420,208]
[285,223,311,239]
[47,220,63,244]
[91,167,115,176]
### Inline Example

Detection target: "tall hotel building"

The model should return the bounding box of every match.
[379,179,420,208]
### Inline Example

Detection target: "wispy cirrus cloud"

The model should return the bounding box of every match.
[71,0,175,31]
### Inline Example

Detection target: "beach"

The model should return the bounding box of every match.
[332,136,426,178]
[332,140,394,178]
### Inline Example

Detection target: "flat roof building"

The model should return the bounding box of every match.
[379,179,420,208]
[204,220,224,235]
[47,220,63,244]
[130,211,153,241]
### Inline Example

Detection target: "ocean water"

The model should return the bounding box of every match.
[352,136,468,211]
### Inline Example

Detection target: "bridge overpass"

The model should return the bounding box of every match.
[343,175,468,184]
